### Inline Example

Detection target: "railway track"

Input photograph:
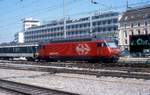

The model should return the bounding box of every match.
[0,87,25,95]
[0,60,150,72]
[1,57,150,67]
[0,61,150,80]
[0,79,79,95]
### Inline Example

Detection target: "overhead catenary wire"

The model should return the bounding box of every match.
[0,0,149,43]
[0,0,61,23]
[0,0,81,31]
[0,0,39,19]
[0,0,149,31]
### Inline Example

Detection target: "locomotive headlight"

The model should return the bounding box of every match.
[35,53,39,56]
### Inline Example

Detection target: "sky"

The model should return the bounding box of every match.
[0,0,150,43]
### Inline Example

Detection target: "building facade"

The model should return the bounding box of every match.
[14,18,40,44]
[119,6,150,50]
[14,32,24,43]
[24,11,120,44]
[22,18,40,31]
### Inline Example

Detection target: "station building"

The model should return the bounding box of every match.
[24,11,120,44]
[119,5,150,50]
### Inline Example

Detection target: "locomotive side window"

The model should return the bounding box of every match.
[42,45,46,49]
[97,42,107,47]
[97,43,102,47]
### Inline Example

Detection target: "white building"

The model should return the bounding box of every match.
[119,5,150,50]
[24,11,120,44]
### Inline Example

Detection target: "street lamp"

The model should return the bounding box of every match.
[63,0,67,39]
[90,0,98,37]
[63,0,98,38]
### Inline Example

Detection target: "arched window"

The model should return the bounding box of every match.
[138,30,140,35]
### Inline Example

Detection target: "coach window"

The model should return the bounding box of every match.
[15,47,20,53]
[28,47,33,53]
[31,46,35,53]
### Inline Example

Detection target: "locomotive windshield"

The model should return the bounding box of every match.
[107,41,117,48]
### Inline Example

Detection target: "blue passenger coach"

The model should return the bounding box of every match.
[0,44,38,60]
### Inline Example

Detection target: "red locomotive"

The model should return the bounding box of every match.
[38,40,120,63]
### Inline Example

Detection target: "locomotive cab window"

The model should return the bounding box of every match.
[107,41,117,48]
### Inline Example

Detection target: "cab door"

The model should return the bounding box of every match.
[97,42,109,56]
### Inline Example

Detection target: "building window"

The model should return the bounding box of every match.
[113,27,117,31]
[124,23,127,28]
[108,20,111,24]
[124,31,127,37]
[131,30,134,35]
[92,22,96,26]
[108,27,111,31]
[131,23,134,28]
[102,21,106,25]
[138,22,140,27]
[113,19,118,23]
[138,30,140,35]
[125,39,127,44]
[83,24,86,27]
[98,21,101,25]
[145,29,148,34]
[145,21,148,26]
[79,24,82,28]
[103,28,106,32]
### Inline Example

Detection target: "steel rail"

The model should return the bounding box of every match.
[0,79,79,95]
[0,62,150,80]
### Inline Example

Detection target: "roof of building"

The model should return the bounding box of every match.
[120,5,150,22]
[23,18,39,23]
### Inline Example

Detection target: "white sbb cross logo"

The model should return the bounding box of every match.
[76,44,91,55]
